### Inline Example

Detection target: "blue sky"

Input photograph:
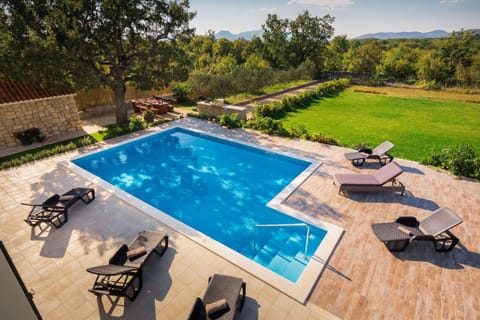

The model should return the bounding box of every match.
[189,0,479,38]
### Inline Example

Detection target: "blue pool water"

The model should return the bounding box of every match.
[73,127,327,282]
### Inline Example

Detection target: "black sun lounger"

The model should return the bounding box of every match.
[187,274,246,320]
[87,230,168,301]
[22,187,95,228]
[371,207,463,252]
[344,141,395,167]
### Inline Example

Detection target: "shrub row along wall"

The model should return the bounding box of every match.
[0,94,82,148]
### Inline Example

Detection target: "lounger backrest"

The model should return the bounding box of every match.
[372,141,395,156]
[187,297,207,320]
[419,207,463,236]
[372,161,403,185]
[42,194,60,209]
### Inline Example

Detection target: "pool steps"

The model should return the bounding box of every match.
[239,227,310,281]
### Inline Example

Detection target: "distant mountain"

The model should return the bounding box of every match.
[355,30,449,40]
[215,29,263,40]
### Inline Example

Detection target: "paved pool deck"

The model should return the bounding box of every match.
[1,117,479,319]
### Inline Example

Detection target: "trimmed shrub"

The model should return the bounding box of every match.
[129,115,146,131]
[422,144,480,179]
[142,109,155,124]
[218,113,242,129]
[309,133,339,146]
[244,117,288,136]
[289,124,309,139]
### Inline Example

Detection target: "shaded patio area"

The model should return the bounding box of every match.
[0,117,479,319]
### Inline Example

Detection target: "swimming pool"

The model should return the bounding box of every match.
[67,123,343,302]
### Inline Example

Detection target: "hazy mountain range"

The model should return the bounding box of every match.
[215,29,480,41]
[355,30,449,40]
[215,30,263,40]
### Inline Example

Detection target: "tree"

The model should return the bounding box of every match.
[212,38,234,59]
[262,11,334,76]
[345,41,384,74]
[417,52,451,84]
[288,11,334,76]
[261,14,290,69]
[325,35,349,71]
[0,0,196,128]
[380,43,419,81]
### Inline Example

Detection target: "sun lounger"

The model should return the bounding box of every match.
[87,230,168,301]
[371,207,463,252]
[187,274,246,320]
[344,141,395,167]
[334,161,405,195]
[22,187,95,228]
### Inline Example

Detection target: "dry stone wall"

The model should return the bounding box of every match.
[0,94,82,148]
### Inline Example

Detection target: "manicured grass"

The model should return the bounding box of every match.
[282,90,480,162]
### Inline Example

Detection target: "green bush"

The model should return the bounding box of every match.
[309,133,339,146]
[422,144,480,179]
[417,80,441,90]
[289,124,309,139]
[142,109,155,124]
[245,117,288,136]
[218,113,242,129]
[129,115,145,131]
[172,82,193,102]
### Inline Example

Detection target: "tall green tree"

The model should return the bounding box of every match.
[325,35,349,71]
[261,14,290,69]
[262,11,334,76]
[0,0,195,128]
[380,43,419,80]
[289,11,334,75]
[345,40,384,74]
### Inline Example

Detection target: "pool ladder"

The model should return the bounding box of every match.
[253,223,310,259]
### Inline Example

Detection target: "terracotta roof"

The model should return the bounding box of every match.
[0,80,73,104]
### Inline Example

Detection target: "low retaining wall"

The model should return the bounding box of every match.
[0,94,82,148]
[197,102,247,120]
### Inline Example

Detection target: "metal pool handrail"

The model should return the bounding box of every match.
[253,223,310,259]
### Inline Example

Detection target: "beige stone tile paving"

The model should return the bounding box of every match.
[1,117,479,319]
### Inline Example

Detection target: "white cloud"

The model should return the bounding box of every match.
[287,0,354,8]
[440,0,463,3]
[259,7,277,12]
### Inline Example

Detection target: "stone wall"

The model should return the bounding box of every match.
[0,94,82,148]
[197,100,247,121]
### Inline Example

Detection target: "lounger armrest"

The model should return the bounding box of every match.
[42,205,66,210]
[395,216,419,227]
[21,203,42,207]
[86,264,139,276]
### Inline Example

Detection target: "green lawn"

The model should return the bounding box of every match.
[282,90,480,162]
